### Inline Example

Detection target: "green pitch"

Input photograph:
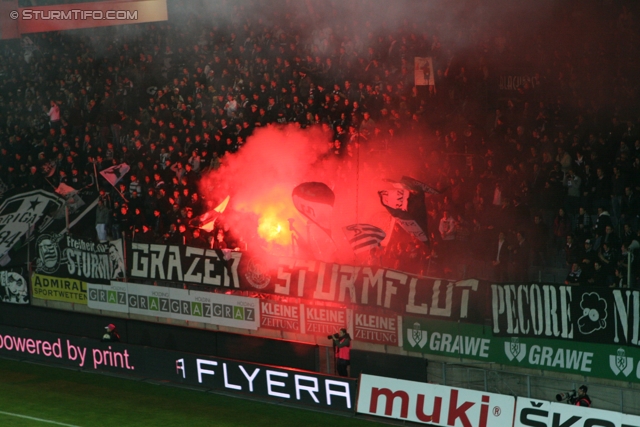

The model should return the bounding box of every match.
[0,358,383,427]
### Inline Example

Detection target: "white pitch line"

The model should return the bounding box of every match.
[0,410,83,427]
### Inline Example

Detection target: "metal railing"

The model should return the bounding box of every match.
[429,361,640,415]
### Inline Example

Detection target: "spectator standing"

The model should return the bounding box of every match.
[95,199,110,243]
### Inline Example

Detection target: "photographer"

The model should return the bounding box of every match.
[575,385,591,407]
[330,328,351,377]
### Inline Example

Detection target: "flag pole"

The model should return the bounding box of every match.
[44,177,57,191]
[115,186,129,203]
[93,161,100,193]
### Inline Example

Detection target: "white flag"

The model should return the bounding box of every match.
[414,57,435,86]
[100,163,130,187]
[342,224,386,254]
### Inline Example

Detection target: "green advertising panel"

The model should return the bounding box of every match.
[403,317,640,383]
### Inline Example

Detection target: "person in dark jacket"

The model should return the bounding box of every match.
[95,199,111,243]
[102,323,120,342]
[575,385,591,407]
[332,328,351,377]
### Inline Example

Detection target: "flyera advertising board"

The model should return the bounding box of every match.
[87,282,259,330]
[0,325,356,413]
[514,398,640,427]
[173,354,356,413]
[357,374,515,426]
[404,317,640,383]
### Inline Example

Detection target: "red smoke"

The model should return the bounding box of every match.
[198,124,431,264]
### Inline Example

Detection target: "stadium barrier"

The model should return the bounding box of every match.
[0,324,355,413]
[0,303,319,372]
[356,373,640,427]
[3,321,639,426]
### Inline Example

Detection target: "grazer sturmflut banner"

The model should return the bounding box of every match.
[491,283,640,347]
[87,282,259,330]
[127,242,242,288]
[33,234,125,284]
[240,255,487,322]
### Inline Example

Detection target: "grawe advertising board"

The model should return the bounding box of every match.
[357,374,515,426]
[404,317,640,383]
[514,398,640,427]
[0,325,356,413]
[87,282,259,330]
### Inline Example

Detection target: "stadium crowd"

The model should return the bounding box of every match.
[0,0,639,286]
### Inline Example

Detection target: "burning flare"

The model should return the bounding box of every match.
[235,186,297,246]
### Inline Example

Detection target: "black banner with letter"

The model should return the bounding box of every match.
[127,242,242,288]
[491,283,640,347]
[240,255,487,322]
[0,325,356,413]
[33,235,125,284]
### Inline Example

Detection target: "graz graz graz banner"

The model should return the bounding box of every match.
[87,282,259,330]
[239,255,487,321]
[491,284,640,347]
[404,317,640,384]
[127,243,241,288]
[33,235,125,284]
